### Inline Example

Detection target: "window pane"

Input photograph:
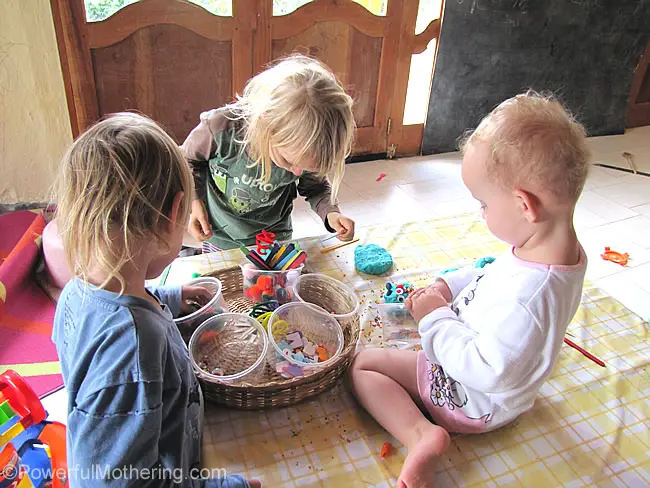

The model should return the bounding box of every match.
[273,0,386,16]
[85,0,232,21]
[85,0,139,22]
[188,0,233,16]
[354,0,387,16]
[273,0,312,16]
[415,0,442,35]
[403,39,436,125]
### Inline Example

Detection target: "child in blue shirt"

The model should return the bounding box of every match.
[52,113,259,487]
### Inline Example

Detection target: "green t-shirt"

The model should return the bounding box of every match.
[182,109,339,249]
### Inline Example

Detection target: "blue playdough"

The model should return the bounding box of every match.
[475,256,496,268]
[354,244,393,275]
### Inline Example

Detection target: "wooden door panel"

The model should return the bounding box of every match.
[53,0,439,156]
[271,22,381,128]
[93,24,233,141]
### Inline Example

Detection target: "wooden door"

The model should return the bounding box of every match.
[50,0,244,142]
[51,0,443,155]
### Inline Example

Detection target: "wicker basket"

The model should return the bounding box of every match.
[196,266,360,409]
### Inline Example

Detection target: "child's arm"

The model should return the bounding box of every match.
[436,267,481,301]
[417,303,544,393]
[180,110,220,202]
[297,174,355,240]
[148,285,182,317]
[149,285,214,319]
[296,174,340,230]
[67,382,252,487]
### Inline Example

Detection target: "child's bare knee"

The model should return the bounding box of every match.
[351,348,382,373]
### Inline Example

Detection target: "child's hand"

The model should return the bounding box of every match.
[180,285,213,314]
[188,199,212,241]
[327,212,356,241]
[405,287,449,322]
[428,278,453,303]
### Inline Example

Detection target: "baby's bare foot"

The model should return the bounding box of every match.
[397,425,450,488]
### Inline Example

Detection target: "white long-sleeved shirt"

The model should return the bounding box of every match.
[419,247,586,432]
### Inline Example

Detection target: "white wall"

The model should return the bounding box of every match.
[0,0,72,204]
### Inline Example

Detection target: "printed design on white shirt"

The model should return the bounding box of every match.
[427,363,492,424]
[452,273,485,315]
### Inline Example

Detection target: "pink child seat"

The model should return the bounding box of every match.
[42,219,72,289]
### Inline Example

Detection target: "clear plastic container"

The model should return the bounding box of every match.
[188,313,268,383]
[240,263,303,304]
[267,302,344,377]
[173,277,228,342]
[292,273,359,321]
[376,304,420,347]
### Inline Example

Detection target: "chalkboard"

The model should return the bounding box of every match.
[422,0,650,154]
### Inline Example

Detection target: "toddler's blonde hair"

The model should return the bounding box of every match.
[228,54,355,200]
[461,91,590,203]
[54,113,193,291]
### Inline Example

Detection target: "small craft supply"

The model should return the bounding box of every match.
[321,234,339,243]
[384,281,414,304]
[564,337,606,367]
[256,229,276,257]
[268,302,344,379]
[354,244,393,275]
[601,247,629,266]
[321,237,360,254]
[241,232,306,271]
[475,256,496,268]
[376,173,387,182]
[380,441,392,459]
[270,318,289,338]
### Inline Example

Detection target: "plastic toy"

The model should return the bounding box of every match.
[0,369,68,488]
[383,282,414,304]
[380,441,392,459]
[601,247,629,266]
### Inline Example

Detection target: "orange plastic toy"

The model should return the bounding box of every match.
[601,247,629,266]
[380,441,392,459]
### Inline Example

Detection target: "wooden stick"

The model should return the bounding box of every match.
[320,237,360,254]
[563,337,606,367]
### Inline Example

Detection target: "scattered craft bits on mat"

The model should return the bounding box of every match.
[354,244,393,275]
[601,247,629,266]
[380,441,392,458]
[274,329,331,379]
[384,281,414,304]
[376,173,387,182]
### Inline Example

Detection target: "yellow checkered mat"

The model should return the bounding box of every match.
[164,215,650,487]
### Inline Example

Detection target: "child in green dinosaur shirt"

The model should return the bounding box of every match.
[181,54,356,251]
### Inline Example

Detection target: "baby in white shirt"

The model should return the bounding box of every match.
[350,91,590,488]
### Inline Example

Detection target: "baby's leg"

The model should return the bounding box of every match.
[350,349,450,488]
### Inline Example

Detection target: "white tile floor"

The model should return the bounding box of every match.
[42,126,650,424]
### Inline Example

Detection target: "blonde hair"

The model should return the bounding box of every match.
[54,112,194,291]
[460,91,590,202]
[228,54,355,200]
